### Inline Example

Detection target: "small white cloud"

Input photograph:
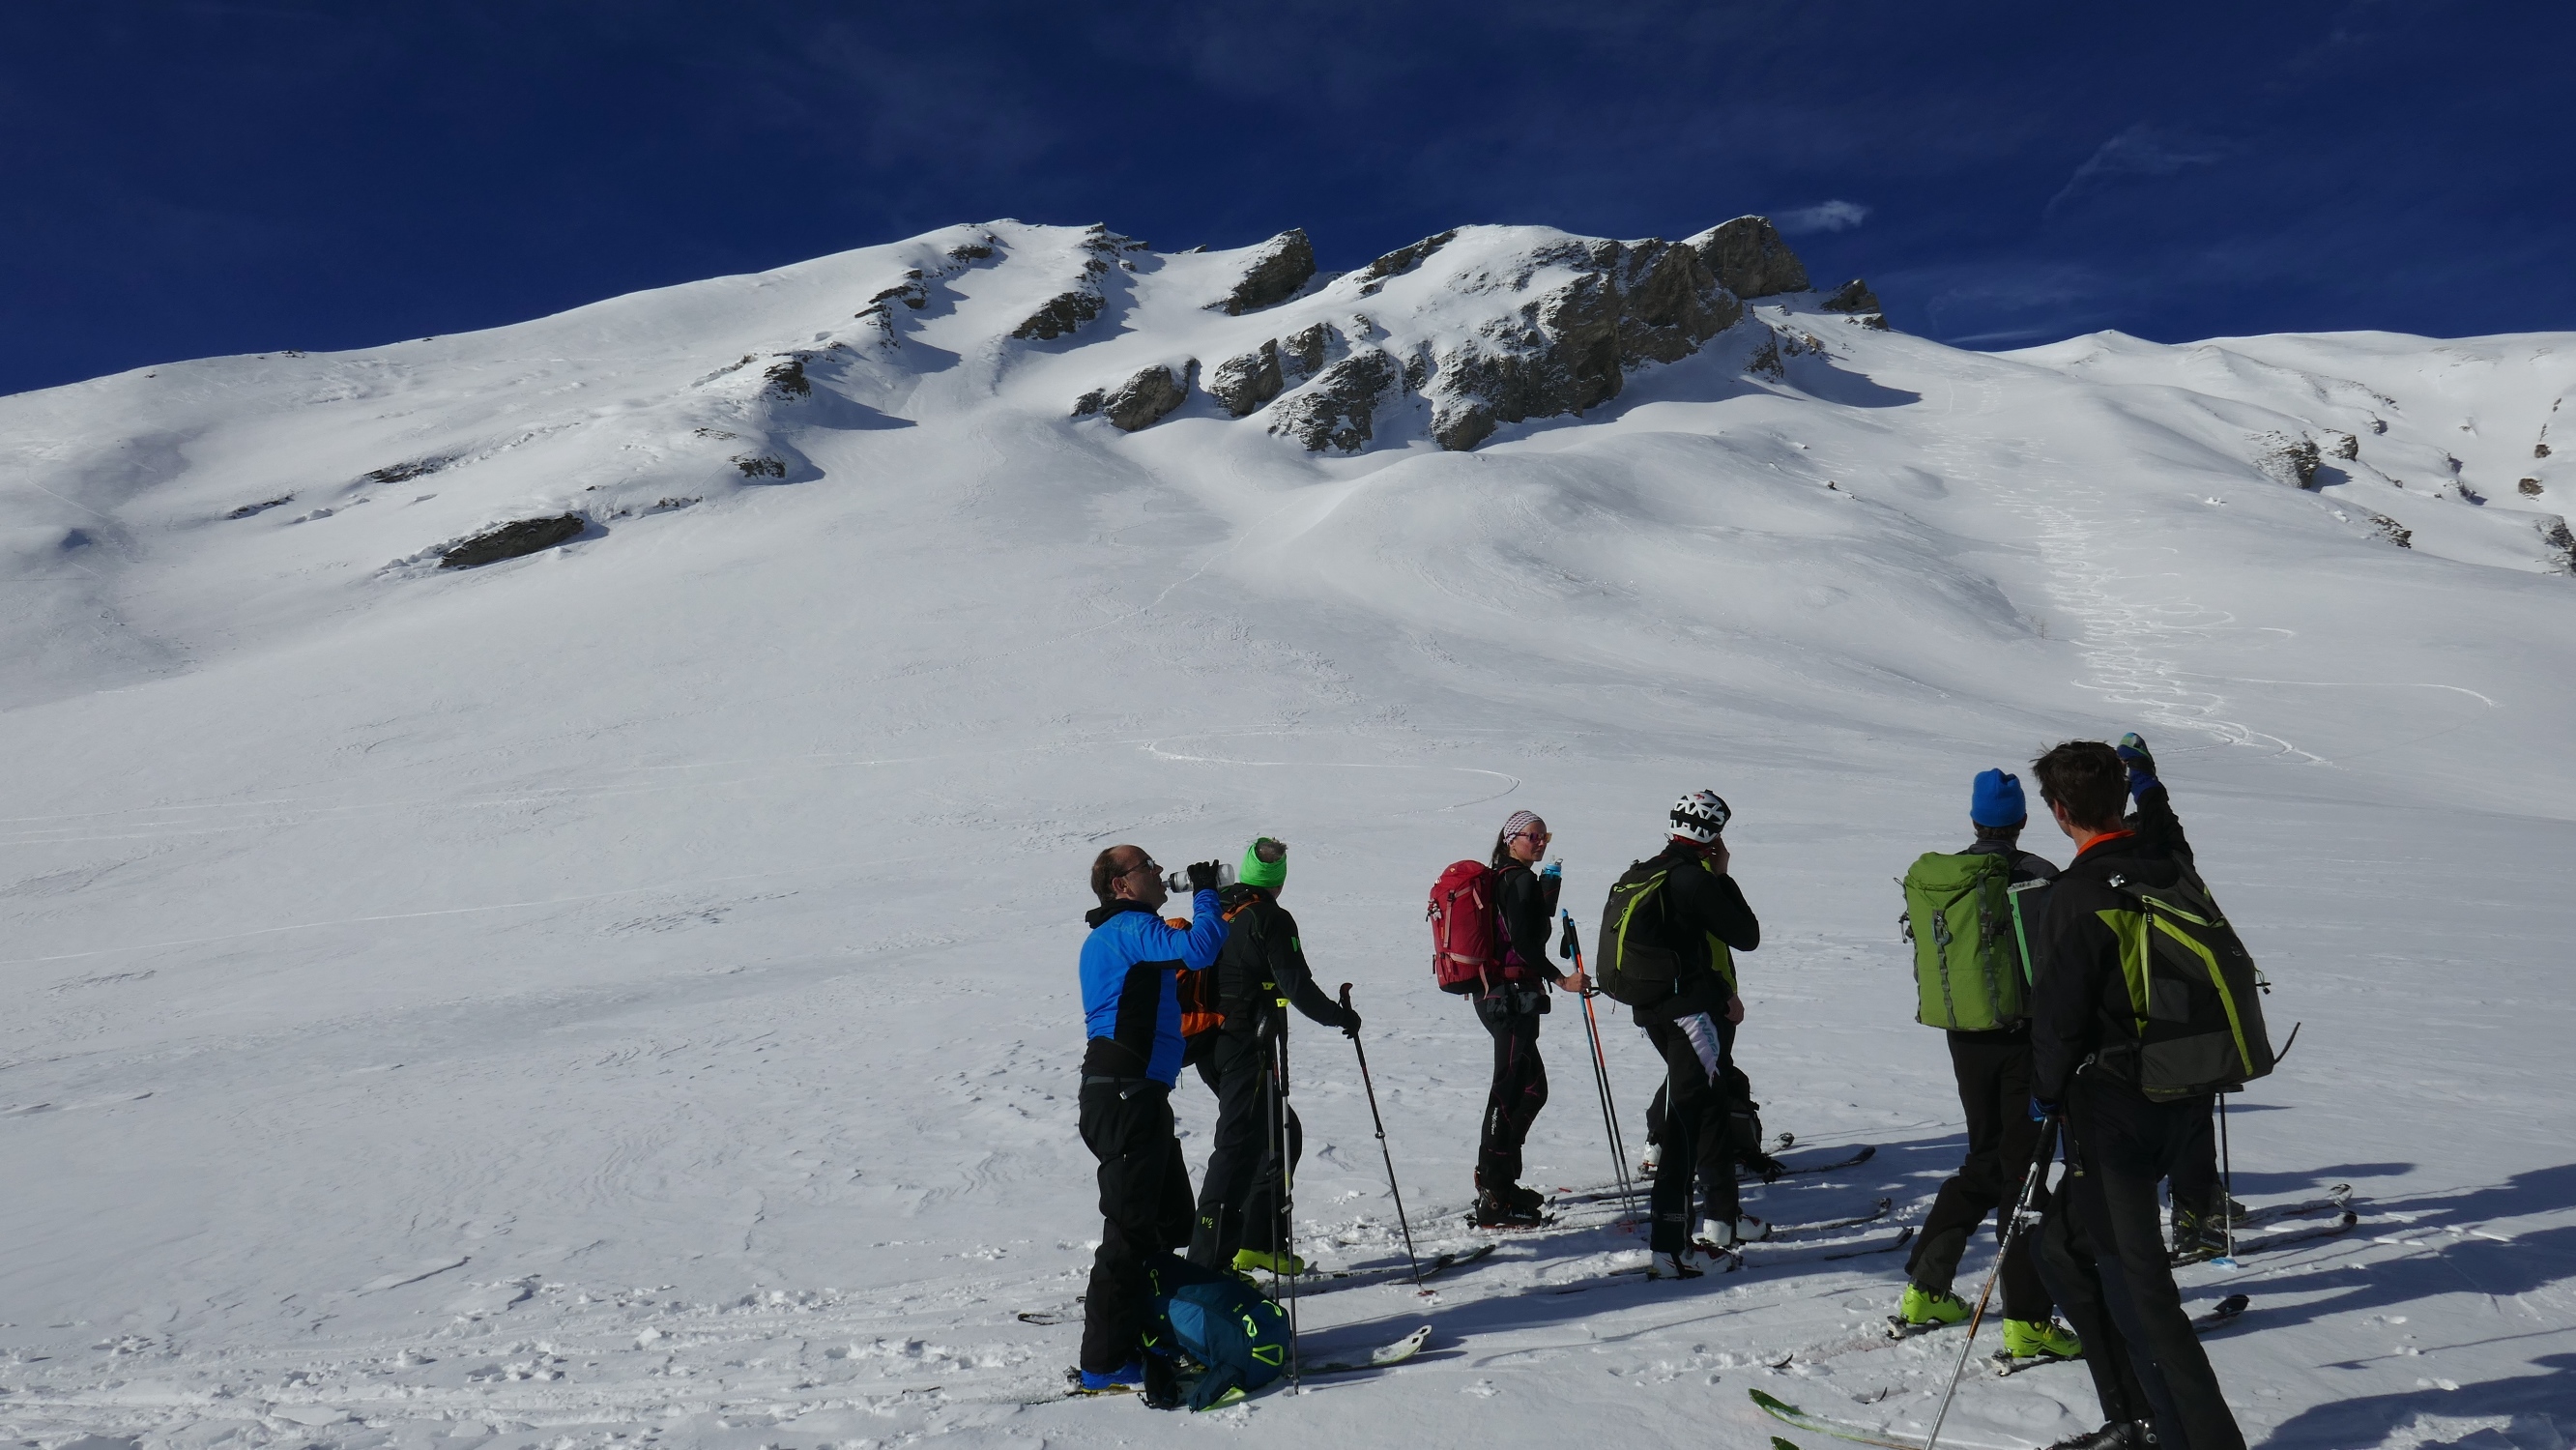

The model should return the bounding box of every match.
[1777,200,1870,235]
[2047,125,2230,214]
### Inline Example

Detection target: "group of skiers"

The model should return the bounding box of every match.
[1071,732,2268,1448]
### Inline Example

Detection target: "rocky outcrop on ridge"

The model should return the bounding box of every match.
[1821,279,1883,317]
[1011,225,1142,341]
[1271,349,1400,452]
[1074,363,1194,432]
[1353,231,1459,294]
[1210,230,1317,315]
[1208,340,1285,417]
[1416,236,1749,452]
[1688,217,1809,299]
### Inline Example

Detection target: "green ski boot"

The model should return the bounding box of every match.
[1899,1283,1971,1327]
[1230,1247,1307,1276]
[2003,1317,2084,1361]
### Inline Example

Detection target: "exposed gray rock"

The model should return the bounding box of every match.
[1209,340,1286,417]
[1102,364,1192,432]
[2522,478,2545,497]
[1212,229,1317,315]
[1010,226,1123,340]
[2537,442,2554,458]
[1271,350,1400,452]
[763,359,812,399]
[1354,231,1459,293]
[2540,516,2576,572]
[1011,285,1105,341]
[1070,390,1104,418]
[2369,512,2413,548]
[2255,432,2324,489]
[734,454,788,478]
[441,515,586,568]
[1820,279,1882,315]
[2324,431,2361,461]
[1687,217,1809,298]
[225,494,296,519]
[1285,324,1329,378]
[1614,239,1745,364]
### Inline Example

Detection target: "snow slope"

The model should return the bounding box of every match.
[1,218,2571,1450]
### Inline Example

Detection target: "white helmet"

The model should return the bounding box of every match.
[1669,790,1731,843]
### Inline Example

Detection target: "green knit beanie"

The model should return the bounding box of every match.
[1239,837,1288,891]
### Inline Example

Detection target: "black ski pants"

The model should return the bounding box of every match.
[1188,1031,1301,1265]
[1643,1015,1738,1253]
[1077,1077,1195,1374]
[2169,1096,2223,1226]
[2039,1168,2165,1434]
[2064,1078,2247,1450]
[1474,987,1548,1191]
[1905,1030,2053,1321]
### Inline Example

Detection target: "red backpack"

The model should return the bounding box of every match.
[1428,860,1501,993]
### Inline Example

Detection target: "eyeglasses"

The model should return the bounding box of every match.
[1515,828,1551,843]
[1124,858,1162,879]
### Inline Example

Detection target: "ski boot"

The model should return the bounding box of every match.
[2002,1317,2084,1362]
[2046,1421,2152,1449]
[1471,1188,1546,1229]
[1230,1247,1307,1276]
[1895,1283,1971,1335]
[1696,1214,1771,1250]
[2169,1204,2229,1262]
[1073,1358,1144,1395]
[1646,1249,1704,1280]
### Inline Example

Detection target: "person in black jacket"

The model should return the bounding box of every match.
[1184,837,1360,1274]
[1469,809,1575,1227]
[1630,790,1764,1279]
[2029,735,2245,1450]
[1896,769,2082,1367]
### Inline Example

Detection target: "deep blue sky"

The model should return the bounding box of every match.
[5,2,2568,397]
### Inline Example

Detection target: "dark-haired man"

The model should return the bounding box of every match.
[2029,736,2244,1450]
[1075,846,1229,1402]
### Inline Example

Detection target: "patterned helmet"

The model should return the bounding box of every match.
[1669,790,1731,843]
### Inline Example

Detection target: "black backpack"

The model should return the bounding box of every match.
[2097,861,2276,1100]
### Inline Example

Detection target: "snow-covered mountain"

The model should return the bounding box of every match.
[2,218,2571,1450]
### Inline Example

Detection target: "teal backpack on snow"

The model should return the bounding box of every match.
[1142,1256,1291,1409]
[1898,852,2041,1031]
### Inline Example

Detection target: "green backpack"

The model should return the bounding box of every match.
[1899,852,2032,1030]
[1595,859,1682,1005]
[2098,862,2276,1100]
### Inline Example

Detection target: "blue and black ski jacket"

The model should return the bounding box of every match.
[1081,892,1227,1086]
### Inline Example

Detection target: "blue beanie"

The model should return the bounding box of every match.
[1971,768,2027,827]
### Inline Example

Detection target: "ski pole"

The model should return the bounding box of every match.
[1269,1020,1300,1390]
[1924,1113,2060,1450]
[1340,983,1422,1284]
[1560,912,1635,1204]
[2216,1089,2236,1265]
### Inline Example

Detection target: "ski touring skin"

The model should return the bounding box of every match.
[1056,1324,1432,1406]
[1990,1294,2249,1377]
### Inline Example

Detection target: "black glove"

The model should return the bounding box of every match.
[1341,1009,1363,1039]
[1143,1352,1182,1410]
[1186,859,1224,892]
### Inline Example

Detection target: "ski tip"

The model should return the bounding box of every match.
[1750,1388,1799,1413]
[2216,1292,2250,1314]
[1851,1144,1877,1164]
[1774,1438,1806,1450]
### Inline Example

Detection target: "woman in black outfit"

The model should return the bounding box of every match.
[1472,809,1581,1226]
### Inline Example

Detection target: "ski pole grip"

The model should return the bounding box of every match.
[1339,982,1354,1010]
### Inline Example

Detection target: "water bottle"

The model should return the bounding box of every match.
[1163,862,1235,893]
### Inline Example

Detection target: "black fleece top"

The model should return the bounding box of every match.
[2030,784,2197,1103]
[1629,843,1761,1027]
[1492,862,1564,984]
[1205,884,1357,1037]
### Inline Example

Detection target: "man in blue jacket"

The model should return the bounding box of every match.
[1076,845,1229,1401]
